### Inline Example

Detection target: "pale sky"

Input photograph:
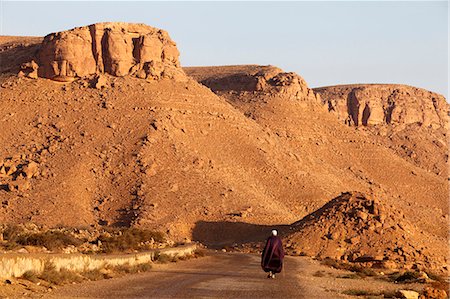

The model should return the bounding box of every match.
[1,1,448,98]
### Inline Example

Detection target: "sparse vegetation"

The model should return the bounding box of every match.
[193,248,207,258]
[104,262,153,275]
[154,252,173,264]
[38,262,83,285]
[81,269,110,281]
[337,273,360,279]
[321,258,380,278]
[21,270,39,283]
[16,231,83,250]
[99,227,165,253]
[0,224,166,253]
[313,270,327,277]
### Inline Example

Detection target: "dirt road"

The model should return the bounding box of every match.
[44,252,344,299]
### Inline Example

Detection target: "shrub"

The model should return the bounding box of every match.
[194,249,207,258]
[38,262,82,285]
[155,253,173,264]
[2,224,24,242]
[99,228,164,253]
[16,231,83,250]
[313,270,327,277]
[109,262,153,274]
[337,273,360,279]
[135,263,152,272]
[81,269,108,281]
[390,271,421,283]
[21,270,39,283]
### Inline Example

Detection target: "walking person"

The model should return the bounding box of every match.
[261,229,285,279]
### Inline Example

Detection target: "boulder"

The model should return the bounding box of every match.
[36,22,183,81]
[396,290,419,299]
[22,161,39,178]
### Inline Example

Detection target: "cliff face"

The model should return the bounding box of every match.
[36,22,183,81]
[314,84,448,129]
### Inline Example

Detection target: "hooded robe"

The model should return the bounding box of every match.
[261,235,285,273]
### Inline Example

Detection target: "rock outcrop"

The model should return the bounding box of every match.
[36,22,184,81]
[314,84,448,129]
[284,192,448,271]
[185,65,320,103]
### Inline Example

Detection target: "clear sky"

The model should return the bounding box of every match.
[1,1,448,98]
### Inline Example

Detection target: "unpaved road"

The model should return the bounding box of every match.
[44,252,345,298]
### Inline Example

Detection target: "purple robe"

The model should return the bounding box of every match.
[261,235,285,273]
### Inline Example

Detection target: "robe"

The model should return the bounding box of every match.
[261,235,285,273]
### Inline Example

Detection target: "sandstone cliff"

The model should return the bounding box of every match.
[18,23,184,81]
[314,84,448,129]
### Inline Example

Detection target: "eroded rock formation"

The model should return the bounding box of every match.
[37,22,184,81]
[314,84,448,129]
[185,65,320,103]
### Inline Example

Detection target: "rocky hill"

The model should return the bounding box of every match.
[0,23,448,273]
[284,192,447,271]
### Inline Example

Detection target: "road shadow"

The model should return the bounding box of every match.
[192,220,289,248]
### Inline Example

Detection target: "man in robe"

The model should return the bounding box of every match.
[261,229,285,278]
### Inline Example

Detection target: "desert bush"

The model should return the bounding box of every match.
[194,249,207,258]
[322,258,359,272]
[16,231,83,250]
[155,253,173,264]
[135,262,152,272]
[99,228,164,253]
[313,270,327,277]
[109,262,153,274]
[38,262,82,285]
[389,271,421,283]
[359,267,378,277]
[2,224,24,242]
[81,269,109,281]
[337,273,360,279]
[21,270,39,283]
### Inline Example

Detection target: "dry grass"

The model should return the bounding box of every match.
[38,262,83,285]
